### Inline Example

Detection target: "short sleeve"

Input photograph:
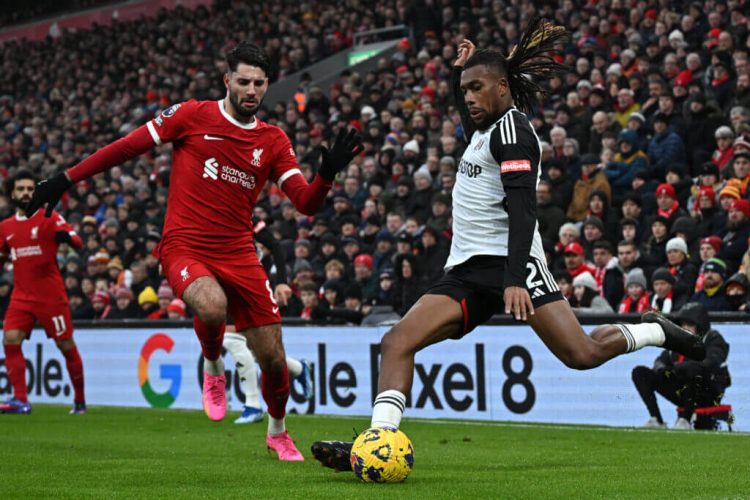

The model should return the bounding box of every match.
[270,129,303,188]
[146,100,196,145]
[490,112,540,190]
[51,210,74,233]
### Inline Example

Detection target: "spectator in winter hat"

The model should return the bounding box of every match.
[642,216,670,270]
[689,258,730,311]
[650,267,685,313]
[712,126,736,171]
[108,286,142,319]
[569,272,614,314]
[604,129,647,199]
[718,199,750,270]
[654,183,687,227]
[353,254,378,301]
[167,298,188,319]
[619,268,650,313]
[665,238,699,301]
[724,272,750,311]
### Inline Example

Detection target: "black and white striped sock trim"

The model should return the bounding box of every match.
[616,324,636,353]
[373,391,406,412]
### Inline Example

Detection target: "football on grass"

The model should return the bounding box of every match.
[350,427,414,483]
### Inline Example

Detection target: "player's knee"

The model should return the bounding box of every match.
[380,326,412,358]
[196,301,227,326]
[3,330,24,345]
[631,365,650,382]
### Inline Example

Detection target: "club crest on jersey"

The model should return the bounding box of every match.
[30,226,39,239]
[289,147,296,158]
[161,104,181,118]
[251,148,264,167]
[500,159,531,173]
[180,266,190,282]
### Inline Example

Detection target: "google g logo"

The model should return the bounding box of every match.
[139,334,182,408]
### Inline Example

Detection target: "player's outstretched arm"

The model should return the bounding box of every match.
[452,39,476,140]
[281,128,363,215]
[26,125,155,217]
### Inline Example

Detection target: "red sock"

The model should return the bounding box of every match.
[3,344,28,402]
[63,346,85,404]
[193,317,226,360]
[261,365,290,420]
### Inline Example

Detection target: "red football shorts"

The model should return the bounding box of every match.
[3,301,74,341]
[160,249,281,330]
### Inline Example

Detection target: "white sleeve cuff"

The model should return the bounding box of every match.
[146,121,162,145]
[277,168,302,189]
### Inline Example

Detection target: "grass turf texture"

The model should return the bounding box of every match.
[2,405,749,499]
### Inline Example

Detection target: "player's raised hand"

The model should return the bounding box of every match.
[318,128,364,181]
[25,172,72,217]
[455,39,476,67]
[504,286,534,322]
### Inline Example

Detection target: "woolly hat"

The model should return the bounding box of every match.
[157,285,174,300]
[167,298,187,317]
[572,272,597,291]
[699,236,722,253]
[625,268,647,289]
[138,287,158,305]
[651,267,676,285]
[666,237,688,255]
[703,258,727,279]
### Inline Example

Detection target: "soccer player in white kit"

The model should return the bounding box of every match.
[312,18,706,472]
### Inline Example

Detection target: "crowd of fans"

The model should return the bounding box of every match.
[1,0,750,324]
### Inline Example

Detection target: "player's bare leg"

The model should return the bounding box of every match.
[242,323,303,461]
[312,294,462,471]
[183,276,229,421]
[528,300,705,369]
[55,338,86,414]
[1,329,31,414]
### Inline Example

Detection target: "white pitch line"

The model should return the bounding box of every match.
[309,414,748,437]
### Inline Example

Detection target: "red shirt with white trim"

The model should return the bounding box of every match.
[0,210,78,305]
[145,100,301,257]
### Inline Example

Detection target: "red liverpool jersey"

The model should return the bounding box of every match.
[0,211,76,305]
[146,100,301,257]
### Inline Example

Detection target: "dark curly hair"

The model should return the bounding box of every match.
[226,41,271,75]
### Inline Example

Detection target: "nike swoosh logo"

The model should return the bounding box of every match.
[204,134,224,141]
[272,306,279,314]
[7,234,13,241]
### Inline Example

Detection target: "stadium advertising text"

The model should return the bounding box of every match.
[4,326,749,430]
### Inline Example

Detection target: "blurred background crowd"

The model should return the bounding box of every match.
[1,0,750,324]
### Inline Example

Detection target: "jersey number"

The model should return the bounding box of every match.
[525,262,543,290]
[52,315,66,336]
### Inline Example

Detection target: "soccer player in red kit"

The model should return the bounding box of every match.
[27,42,362,460]
[0,170,85,415]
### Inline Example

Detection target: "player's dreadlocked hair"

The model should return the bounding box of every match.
[226,41,271,75]
[464,17,569,113]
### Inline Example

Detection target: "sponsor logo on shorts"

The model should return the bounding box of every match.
[500,159,531,173]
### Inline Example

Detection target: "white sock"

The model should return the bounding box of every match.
[286,357,303,378]
[223,332,261,408]
[268,416,285,436]
[371,389,406,429]
[616,323,665,352]
[203,356,225,376]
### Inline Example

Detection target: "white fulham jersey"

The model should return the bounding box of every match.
[446,107,545,269]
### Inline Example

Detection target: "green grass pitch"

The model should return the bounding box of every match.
[3,405,749,499]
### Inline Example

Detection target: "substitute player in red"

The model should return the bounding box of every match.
[26,42,362,460]
[1,170,85,415]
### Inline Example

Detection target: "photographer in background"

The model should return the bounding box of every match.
[631,303,731,430]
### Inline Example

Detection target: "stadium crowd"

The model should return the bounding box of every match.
[1,0,750,324]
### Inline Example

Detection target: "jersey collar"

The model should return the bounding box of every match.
[15,212,28,221]
[218,99,258,130]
